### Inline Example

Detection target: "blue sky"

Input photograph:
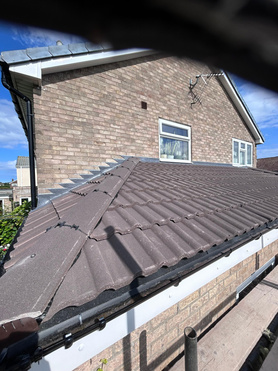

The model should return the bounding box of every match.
[0,21,84,182]
[0,21,278,182]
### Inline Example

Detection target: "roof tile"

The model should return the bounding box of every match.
[84,42,104,52]
[48,44,72,57]
[95,175,125,198]
[26,47,51,60]
[0,227,85,324]
[257,157,278,173]
[68,42,90,54]
[2,159,278,324]
[1,49,30,64]
[60,190,112,235]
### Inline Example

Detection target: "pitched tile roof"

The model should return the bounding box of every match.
[257,156,278,173]
[0,42,107,64]
[1,159,278,325]
[16,156,30,168]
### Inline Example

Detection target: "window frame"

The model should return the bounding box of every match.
[20,197,31,205]
[159,118,191,163]
[232,138,253,167]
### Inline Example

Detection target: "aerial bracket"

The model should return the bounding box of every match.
[189,72,224,107]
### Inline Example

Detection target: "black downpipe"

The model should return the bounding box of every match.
[1,66,37,209]
[184,327,198,371]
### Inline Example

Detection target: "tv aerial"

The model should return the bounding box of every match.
[189,72,224,107]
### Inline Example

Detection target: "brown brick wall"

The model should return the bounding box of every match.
[33,55,255,192]
[0,197,12,214]
[74,240,278,371]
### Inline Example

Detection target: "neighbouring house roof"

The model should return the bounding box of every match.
[0,189,13,198]
[0,42,264,144]
[1,158,278,331]
[257,156,278,173]
[16,156,30,168]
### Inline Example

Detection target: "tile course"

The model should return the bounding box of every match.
[1,158,278,325]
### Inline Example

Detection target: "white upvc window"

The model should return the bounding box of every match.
[233,139,253,167]
[20,197,31,205]
[159,119,191,162]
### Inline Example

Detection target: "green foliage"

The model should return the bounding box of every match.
[0,183,10,189]
[0,201,31,258]
[96,358,108,371]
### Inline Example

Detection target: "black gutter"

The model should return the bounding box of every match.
[1,220,277,370]
[1,65,37,209]
[32,219,278,359]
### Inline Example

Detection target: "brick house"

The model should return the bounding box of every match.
[1,45,263,197]
[1,44,278,371]
[0,189,13,215]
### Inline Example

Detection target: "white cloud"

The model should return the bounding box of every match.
[11,26,85,48]
[0,161,17,182]
[0,99,27,149]
[238,81,278,130]
[0,160,16,170]
[257,147,278,159]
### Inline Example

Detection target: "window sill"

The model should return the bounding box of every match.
[233,163,253,167]
[160,157,191,163]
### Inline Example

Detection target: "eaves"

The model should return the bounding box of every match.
[2,220,278,370]
[6,48,154,86]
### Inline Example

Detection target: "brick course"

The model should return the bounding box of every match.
[74,240,278,371]
[33,55,256,192]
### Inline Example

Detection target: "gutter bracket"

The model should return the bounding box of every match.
[63,333,74,349]
[97,317,106,331]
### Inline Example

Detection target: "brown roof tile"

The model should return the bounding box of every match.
[1,159,278,325]
[257,156,278,173]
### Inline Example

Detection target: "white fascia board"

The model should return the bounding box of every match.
[30,230,278,371]
[9,49,153,86]
[263,228,278,247]
[221,72,264,145]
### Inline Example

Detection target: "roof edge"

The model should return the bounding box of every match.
[220,71,264,144]
[8,47,155,85]
[23,220,278,364]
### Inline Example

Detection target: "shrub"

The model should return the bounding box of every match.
[0,201,31,259]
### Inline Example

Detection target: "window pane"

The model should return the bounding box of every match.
[162,124,188,137]
[160,137,188,160]
[240,150,246,165]
[241,143,246,149]
[247,144,252,165]
[233,141,239,163]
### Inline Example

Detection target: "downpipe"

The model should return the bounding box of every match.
[1,65,37,209]
[184,327,198,371]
